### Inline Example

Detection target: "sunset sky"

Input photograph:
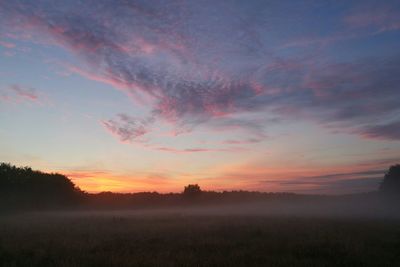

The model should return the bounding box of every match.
[1,0,399,194]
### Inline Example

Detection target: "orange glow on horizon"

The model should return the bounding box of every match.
[60,171,184,193]
[55,159,385,194]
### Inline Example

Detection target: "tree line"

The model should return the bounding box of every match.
[0,163,84,210]
[1,162,399,211]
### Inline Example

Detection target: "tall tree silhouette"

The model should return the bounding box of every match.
[380,164,400,195]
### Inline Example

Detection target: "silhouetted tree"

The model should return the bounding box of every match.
[0,162,85,210]
[183,184,202,197]
[380,164,400,196]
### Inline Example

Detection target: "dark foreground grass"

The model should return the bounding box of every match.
[0,210,400,267]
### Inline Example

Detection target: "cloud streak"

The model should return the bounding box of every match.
[10,84,38,102]
[359,121,400,141]
[1,84,40,104]
[260,169,385,194]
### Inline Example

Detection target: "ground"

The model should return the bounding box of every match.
[1,210,400,267]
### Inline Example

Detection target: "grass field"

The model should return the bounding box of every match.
[1,210,400,267]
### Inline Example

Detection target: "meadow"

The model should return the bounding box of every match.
[1,209,400,267]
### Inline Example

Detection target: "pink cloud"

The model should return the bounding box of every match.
[68,65,130,90]
[1,84,43,104]
[10,84,38,102]
[0,40,16,48]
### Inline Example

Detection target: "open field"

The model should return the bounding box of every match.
[1,209,400,267]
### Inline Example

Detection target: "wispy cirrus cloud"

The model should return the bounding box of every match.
[289,57,400,133]
[10,84,38,102]
[1,0,400,144]
[1,84,41,104]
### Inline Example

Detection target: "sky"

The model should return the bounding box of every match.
[0,0,399,194]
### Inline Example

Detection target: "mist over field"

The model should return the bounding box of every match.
[1,163,399,266]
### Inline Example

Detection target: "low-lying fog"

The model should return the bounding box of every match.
[4,199,399,221]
